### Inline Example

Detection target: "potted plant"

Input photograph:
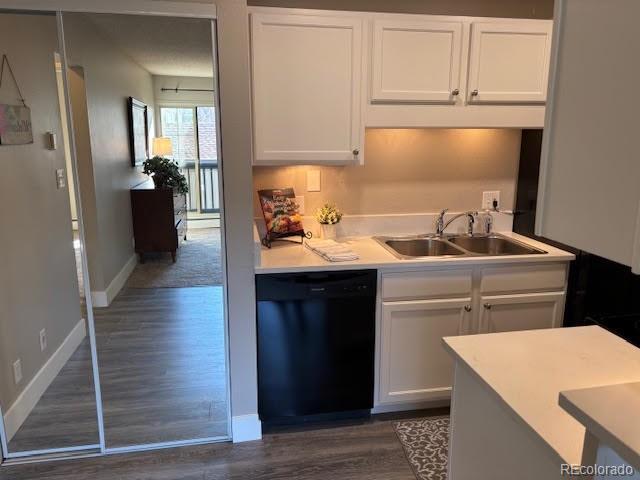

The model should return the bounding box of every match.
[315,203,343,240]
[142,156,189,195]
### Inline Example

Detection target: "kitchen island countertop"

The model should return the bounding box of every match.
[443,326,640,468]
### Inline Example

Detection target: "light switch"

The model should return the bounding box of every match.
[55,169,66,189]
[307,170,321,192]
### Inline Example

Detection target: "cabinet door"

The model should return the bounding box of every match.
[251,13,363,164]
[371,19,462,103]
[479,292,565,334]
[467,21,552,103]
[379,298,472,404]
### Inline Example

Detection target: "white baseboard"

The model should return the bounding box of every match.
[4,319,87,441]
[231,414,262,443]
[91,253,137,308]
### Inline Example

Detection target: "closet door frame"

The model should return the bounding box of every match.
[0,0,231,465]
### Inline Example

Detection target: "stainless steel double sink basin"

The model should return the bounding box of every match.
[374,233,547,259]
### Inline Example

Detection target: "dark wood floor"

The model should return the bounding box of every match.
[96,286,228,447]
[1,412,436,480]
[7,286,227,453]
[8,338,98,452]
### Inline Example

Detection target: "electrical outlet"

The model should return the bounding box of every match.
[295,196,305,215]
[482,191,501,210]
[306,170,321,192]
[13,359,22,385]
[39,328,47,352]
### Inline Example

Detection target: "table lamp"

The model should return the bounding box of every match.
[152,137,173,157]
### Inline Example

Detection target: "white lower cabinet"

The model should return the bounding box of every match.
[379,298,472,404]
[377,262,568,408]
[479,291,565,334]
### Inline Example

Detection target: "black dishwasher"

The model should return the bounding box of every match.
[256,270,377,424]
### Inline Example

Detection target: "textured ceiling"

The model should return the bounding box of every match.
[85,13,215,78]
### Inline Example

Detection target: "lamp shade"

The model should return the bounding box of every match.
[152,137,173,157]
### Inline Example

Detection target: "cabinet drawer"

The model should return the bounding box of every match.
[480,263,567,295]
[382,268,472,300]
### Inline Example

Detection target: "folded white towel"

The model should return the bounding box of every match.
[305,238,359,262]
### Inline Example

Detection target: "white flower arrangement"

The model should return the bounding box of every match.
[315,203,343,225]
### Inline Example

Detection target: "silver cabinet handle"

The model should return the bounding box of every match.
[451,89,460,96]
[464,305,472,312]
[471,89,479,97]
[484,303,492,310]
[352,148,360,156]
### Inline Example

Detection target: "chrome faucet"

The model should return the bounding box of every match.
[435,209,477,236]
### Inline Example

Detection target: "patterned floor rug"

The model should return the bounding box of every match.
[394,416,450,480]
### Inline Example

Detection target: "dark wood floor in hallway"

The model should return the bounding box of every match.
[1,413,432,480]
[7,286,228,453]
[95,286,228,447]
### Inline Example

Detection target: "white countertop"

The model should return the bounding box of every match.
[443,326,640,466]
[560,382,640,471]
[255,231,574,274]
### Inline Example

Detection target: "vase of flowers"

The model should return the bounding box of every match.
[315,203,343,240]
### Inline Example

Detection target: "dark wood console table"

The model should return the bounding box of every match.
[130,187,187,263]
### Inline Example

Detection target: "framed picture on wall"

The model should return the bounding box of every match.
[128,97,148,167]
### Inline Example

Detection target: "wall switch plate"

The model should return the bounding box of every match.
[295,195,305,215]
[482,191,501,210]
[39,328,47,352]
[55,168,66,189]
[13,359,22,385]
[306,170,321,192]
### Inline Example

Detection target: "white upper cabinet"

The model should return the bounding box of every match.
[467,21,552,103]
[249,8,554,161]
[371,19,463,103]
[250,13,363,165]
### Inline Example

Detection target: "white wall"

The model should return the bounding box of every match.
[0,12,82,411]
[63,13,156,295]
[254,129,522,217]
[211,0,259,435]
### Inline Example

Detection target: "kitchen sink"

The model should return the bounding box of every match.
[374,233,547,259]
[447,234,547,255]
[377,236,466,259]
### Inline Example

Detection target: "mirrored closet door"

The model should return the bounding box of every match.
[1,7,229,461]
[61,12,229,450]
[0,10,101,458]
